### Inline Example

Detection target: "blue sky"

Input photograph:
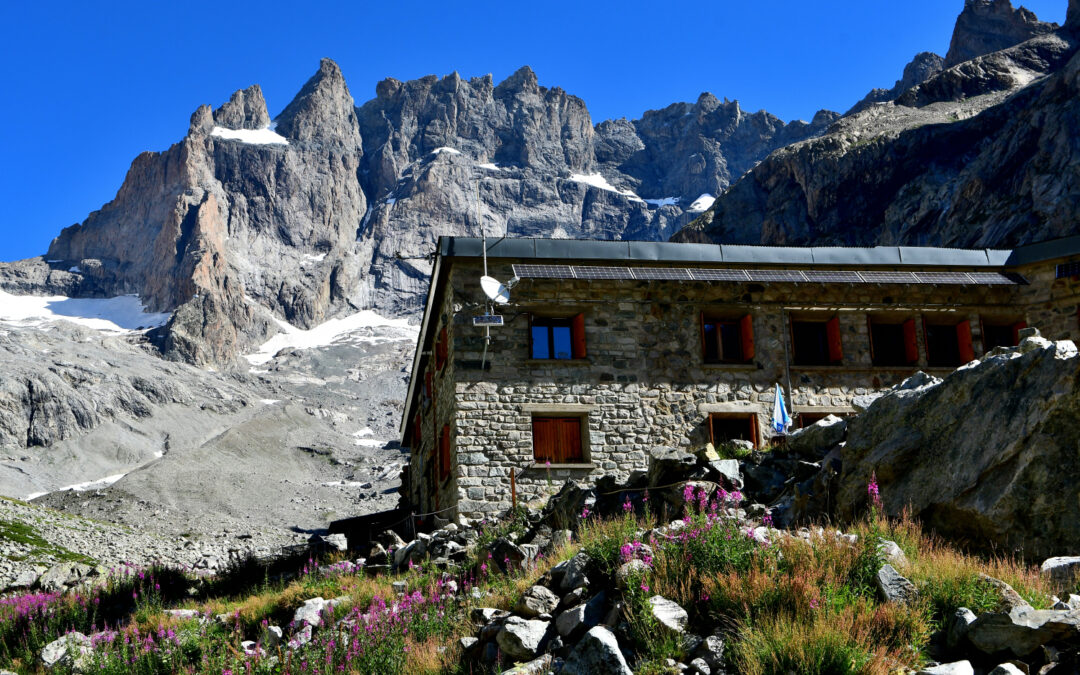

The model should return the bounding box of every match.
[0,0,1067,262]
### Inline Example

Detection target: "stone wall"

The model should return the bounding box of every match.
[435,258,1061,520]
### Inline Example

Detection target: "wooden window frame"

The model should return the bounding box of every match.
[867,316,919,367]
[531,415,588,465]
[528,313,586,360]
[708,412,760,449]
[700,312,755,364]
[923,317,974,367]
[790,315,843,366]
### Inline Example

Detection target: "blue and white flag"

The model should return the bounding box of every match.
[771,383,792,434]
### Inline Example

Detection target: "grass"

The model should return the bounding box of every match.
[0,519,96,565]
[0,488,1060,675]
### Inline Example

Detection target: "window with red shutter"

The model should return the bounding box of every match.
[709,413,759,448]
[532,416,584,463]
[439,425,451,480]
[924,318,968,367]
[868,316,919,366]
[982,318,1027,350]
[791,316,842,366]
[701,313,755,363]
[530,315,587,360]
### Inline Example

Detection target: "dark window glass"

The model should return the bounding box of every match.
[531,317,575,359]
[703,321,744,363]
[870,323,907,366]
[983,324,1018,350]
[792,321,830,365]
[925,324,961,367]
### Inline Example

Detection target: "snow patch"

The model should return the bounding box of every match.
[430,147,461,156]
[569,173,644,202]
[354,438,386,448]
[260,399,281,405]
[353,428,374,437]
[242,311,417,366]
[302,253,327,263]
[26,473,127,500]
[477,162,501,171]
[687,193,716,212]
[644,197,680,207]
[0,290,171,333]
[210,126,289,145]
[68,265,82,273]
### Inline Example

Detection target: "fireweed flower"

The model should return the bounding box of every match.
[581,506,590,519]
[868,471,882,509]
[623,498,632,513]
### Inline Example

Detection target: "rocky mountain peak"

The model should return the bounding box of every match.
[275,58,361,145]
[1069,0,1080,31]
[945,0,1058,67]
[212,84,271,130]
[494,65,540,96]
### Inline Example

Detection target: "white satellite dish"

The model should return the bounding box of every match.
[480,275,510,304]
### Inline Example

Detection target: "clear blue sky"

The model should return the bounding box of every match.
[0,0,1067,262]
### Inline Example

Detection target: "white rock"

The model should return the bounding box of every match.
[649,595,688,633]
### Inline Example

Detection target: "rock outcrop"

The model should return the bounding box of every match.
[945,0,1058,67]
[795,335,1080,559]
[677,2,1076,249]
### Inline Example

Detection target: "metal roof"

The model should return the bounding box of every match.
[441,237,1019,268]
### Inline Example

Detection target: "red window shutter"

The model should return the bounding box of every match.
[748,415,759,449]
[826,316,843,364]
[439,425,451,479]
[424,371,433,399]
[556,418,583,463]
[532,418,555,462]
[700,312,708,361]
[956,320,974,363]
[867,317,876,363]
[740,314,755,362]
[414,413,422,444]
[903,319,918,364]
[571,313,587,359]
[1011,321,1027,346]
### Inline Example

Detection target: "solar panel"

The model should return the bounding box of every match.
[912,271,973,284]
[510,264,1021,286]
[689,269,750,281]
[858,271,919,284]
[631,267,693,281]
[513,264,575,279]
[800,270,862,283]
[572,266,633,280]
[747,270,807,282]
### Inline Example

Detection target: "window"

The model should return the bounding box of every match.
[435,327,448,370]
[868,317,918,367]
[701,313,755,363]
[1057,262,1080,279]
[532,416,585,463]
[708,413,759,448]
[438,425,451,481]
[982,319,1026,351]
[424,371,433,399]
[924,319,974,367]
[414,413,423,444]
[530,314,586,360]
[791,316,843,366]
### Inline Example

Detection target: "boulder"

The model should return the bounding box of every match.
[514,585,559,618]
[785,414,847,457]
[615,559,649,589]
[292,597,329,627]
[821,341,1080,558]
[947,608,978,649]
[561,626,633,675]
[560,552,591,592]
[40,632,91,670]
[495,616,549,660]
[1042,557,1080,592]
[918,662,974,675]
[38,563,92,592]
[649,595,689,633]
[988,665,1026,675]
[966,607,1080,657]
[878,539,907,567]
[502,654,553,675]
[648,450,700,488]
[555,591,606,639]
[695,634,726,670]
[706,458,743,490]
[876,564,919,605]
[979,574,1032,613]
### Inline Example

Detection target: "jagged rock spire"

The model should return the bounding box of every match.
[212,84,270,130]
[275,58,361,146]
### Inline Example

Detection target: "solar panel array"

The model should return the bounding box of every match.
[512,264,1022,286]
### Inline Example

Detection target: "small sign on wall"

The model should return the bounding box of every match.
[473,315,504,326]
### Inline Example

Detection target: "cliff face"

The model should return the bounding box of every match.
[1,57,833,364]
[945,0,1058,67]
[677,4,1079,249]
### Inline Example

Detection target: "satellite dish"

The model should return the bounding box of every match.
[480,275,510,304]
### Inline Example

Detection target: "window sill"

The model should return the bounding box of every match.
[526,463,596,470]
[524,359,590,366]
[702,362,757,370]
